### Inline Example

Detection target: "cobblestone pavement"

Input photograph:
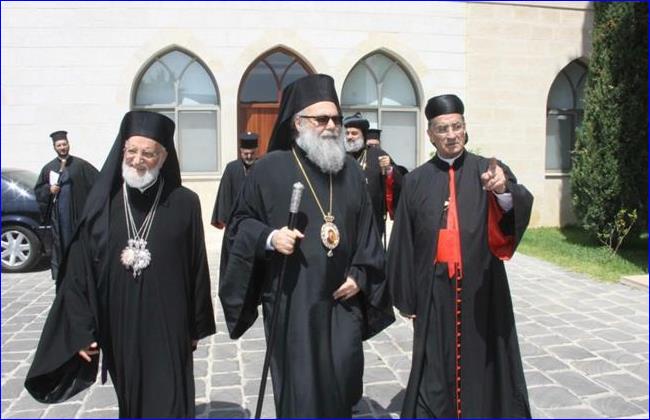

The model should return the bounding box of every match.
[2,228,648,418]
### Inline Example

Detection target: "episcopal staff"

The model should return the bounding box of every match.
[387,94,534,418]
[219,74,394,418]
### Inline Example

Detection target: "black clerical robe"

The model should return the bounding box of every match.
[350,147,404,239]
[34,155,98,279]
[387,152,533,418]
[25,180,216,418]
[219,148,394,418]
[211,159,250,229]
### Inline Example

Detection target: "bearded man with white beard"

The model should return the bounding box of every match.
[343,113,406,241]
[220,74,394,418]
[26,111,216,418]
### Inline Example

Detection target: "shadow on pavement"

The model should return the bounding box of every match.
[196,401,249,418]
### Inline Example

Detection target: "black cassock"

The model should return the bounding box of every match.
[211,159,249,228]
[387,152,533,418]
[25,180,216,418]
[350,146,404,238]
[34,155,98,279]
[219,148,394,418]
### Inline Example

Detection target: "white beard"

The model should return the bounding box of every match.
[122,161,161,190]
[295,126,346,174]
[344,136,364,153]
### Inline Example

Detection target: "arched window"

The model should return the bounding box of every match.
[341,52,419,169]
[546,60,587,173]
[133,49,220,173]
[239,48,312,154]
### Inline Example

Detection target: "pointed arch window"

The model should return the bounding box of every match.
[133,49,220,173]
[238,49,312,154]
[240,50,310,103]
[341,53,419,169]
[546,60,587,173]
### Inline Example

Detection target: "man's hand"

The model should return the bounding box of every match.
[378,155,391,170]
[50,185,61,195]
[271,226,304,255]
[78,341,99,362]
[191,339,199,351]
[333,276,360,300]
[480,157,507,194]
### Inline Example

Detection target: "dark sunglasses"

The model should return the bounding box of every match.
[298,115,343,126]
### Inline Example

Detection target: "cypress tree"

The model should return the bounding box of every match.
[571,2,648,252]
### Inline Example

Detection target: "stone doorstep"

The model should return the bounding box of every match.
[620,275,649,290]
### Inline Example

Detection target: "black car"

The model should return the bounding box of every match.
[1,168,52,272]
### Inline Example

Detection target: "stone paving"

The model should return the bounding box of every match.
[1,228,648,418]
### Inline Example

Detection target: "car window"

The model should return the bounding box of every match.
[2,174,35,200]
[6,170,38,188]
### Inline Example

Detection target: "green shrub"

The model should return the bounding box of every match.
[571,2,648,252]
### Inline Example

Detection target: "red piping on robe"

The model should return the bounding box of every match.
[385,169,395,219]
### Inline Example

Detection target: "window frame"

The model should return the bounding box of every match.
[341,53,420,170]
[132,49,221,176]
[545,60,588,176]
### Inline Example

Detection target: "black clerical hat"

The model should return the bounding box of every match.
[366,129,382,140]
[50,131,68,142]
[425,94,465,120]
[267,74,341,152]
[119,110,175,150]
[239,132,259,149]
[343,113,370,138]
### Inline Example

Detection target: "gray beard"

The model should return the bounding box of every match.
[295,128,346,174]
[122,161,161,191]
[344,137,364,153]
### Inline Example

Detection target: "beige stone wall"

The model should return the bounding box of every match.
[1,1,468,229]
[465,1,593,226]
[2,1,595,228]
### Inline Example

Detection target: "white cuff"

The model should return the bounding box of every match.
[266,230,278,251]
[494,192,513,212]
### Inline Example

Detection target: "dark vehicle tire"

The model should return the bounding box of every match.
[1,225,41,272]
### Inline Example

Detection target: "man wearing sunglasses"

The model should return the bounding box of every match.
[220,74,394,418]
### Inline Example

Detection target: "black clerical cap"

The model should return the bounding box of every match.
[267,74,341,152]
[50,131,68,142]
[343,112,370,137]
[425,94,465,120]
[366,128,382,140]
[239,132,259,149]
[119,110,175,150]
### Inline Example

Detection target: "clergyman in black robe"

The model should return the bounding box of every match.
[219,74,394,418]
[387,94,534,418]
[343,115,406,240]
[211,132,259,229]
[25,111,216,418]
[34,130,98,280]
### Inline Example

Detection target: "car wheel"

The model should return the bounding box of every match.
[1,225,41,272]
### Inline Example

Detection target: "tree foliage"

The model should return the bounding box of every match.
[571,2,648,252]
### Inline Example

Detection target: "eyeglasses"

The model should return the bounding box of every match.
[432,121,465,135]
[124,147,160,160]
[298,115,343,127]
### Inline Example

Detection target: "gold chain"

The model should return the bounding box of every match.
[358,149,367,169]
[292,147,333,220]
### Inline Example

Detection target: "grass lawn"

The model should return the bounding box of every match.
[517,226,648,282]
